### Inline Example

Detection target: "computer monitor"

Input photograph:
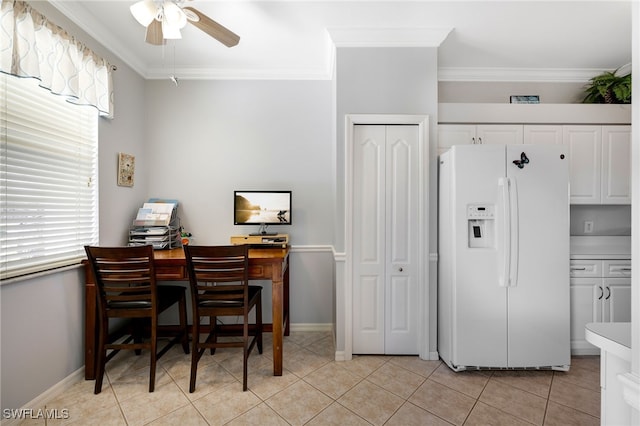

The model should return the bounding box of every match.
[234,190,291,235]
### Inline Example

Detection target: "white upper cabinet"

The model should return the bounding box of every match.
[437,104,631,205]
[601,126,631,204]
[438,124,522,155]
[437,124,476,155]
[563,125,631,205]
[563,126,602,204]
[523,125,563,145]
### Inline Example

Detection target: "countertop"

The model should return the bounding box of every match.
[570,236,631,259]
[585,322,631,361]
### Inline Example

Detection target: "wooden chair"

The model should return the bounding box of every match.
[84,245,189,394]
[183,245,263,392]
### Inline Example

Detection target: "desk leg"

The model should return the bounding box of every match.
[272,264,284,376]
[85,282,97,380]
[284,261,290,336]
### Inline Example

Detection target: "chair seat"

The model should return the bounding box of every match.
[107,300,152,309]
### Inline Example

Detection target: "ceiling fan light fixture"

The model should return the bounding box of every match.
[163,2,188,29]
[162,18,182,39]
[130,0,157,27]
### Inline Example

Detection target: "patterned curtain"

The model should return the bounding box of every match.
[0,0,114,118]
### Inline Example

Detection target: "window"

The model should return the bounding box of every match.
[1,73,99,280]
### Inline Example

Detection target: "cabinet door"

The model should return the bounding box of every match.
[477,124,523,145]
[603,278,632,323]
[601,125,631,204]
[437,124,476,156]
[570,278,600,354]
[524,125,563,145]
[563,126,602,204]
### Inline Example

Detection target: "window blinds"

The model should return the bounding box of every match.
[1,74,99,280]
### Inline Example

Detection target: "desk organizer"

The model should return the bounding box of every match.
[129,218,181,250]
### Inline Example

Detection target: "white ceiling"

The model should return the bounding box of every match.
[48,0,632,82]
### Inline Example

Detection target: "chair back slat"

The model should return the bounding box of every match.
[184,245,250,307]
[85,245,157,314]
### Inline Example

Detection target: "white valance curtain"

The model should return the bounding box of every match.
[0,0,114,118]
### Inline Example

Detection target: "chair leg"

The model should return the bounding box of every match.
[209,316,217,355]
[149,320,157,392]
[189,318,200,393]
[178,292,190,354]
[94,319,108,394]
[133,319,143,356]
[243,317,249,391]
[256,294,263,354]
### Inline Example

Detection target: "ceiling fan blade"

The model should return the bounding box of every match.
[145,19,165,45]
[183,6,240,47]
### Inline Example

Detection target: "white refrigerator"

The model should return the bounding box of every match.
[438,144,570,371]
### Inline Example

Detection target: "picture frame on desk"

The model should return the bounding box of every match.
[117,152,135,187]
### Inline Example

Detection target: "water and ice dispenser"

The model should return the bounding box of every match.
[467,204,495,248]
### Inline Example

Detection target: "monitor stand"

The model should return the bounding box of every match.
[250,223,277,236]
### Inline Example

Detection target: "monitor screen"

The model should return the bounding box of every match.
[234,191,292,225]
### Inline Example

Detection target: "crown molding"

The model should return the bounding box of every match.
[327,27,453,48]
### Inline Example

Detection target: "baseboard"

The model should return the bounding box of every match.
[334,350,349,361]
[289,323,333,332]
[1,367,85,426]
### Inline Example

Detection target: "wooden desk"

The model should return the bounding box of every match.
[83,246,290,380]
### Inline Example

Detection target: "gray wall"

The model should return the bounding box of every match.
[142,79,336,324]
[0,3,149,411]
[334,47,439,354]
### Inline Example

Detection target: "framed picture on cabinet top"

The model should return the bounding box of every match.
[510,95,540,104]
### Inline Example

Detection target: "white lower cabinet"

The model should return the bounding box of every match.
[570,259,631,355]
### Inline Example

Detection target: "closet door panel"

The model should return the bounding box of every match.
[352,125,386,353]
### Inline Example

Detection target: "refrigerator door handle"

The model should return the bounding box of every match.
[498,177,511,287]
[509,178,519,288]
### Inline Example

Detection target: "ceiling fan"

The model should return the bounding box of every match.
[130,0,240,47]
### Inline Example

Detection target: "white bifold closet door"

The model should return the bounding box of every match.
[352,124,420,355]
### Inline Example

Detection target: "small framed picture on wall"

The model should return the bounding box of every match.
[117,152,135,187]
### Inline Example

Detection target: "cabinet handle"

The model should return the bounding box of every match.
[399,267,403,272]
[606,287,611,300]
[571,267,587,271]
[598,286,603,300]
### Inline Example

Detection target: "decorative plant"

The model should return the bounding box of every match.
[582,69,631,104]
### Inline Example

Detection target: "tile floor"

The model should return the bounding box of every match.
[20,331,600,425]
